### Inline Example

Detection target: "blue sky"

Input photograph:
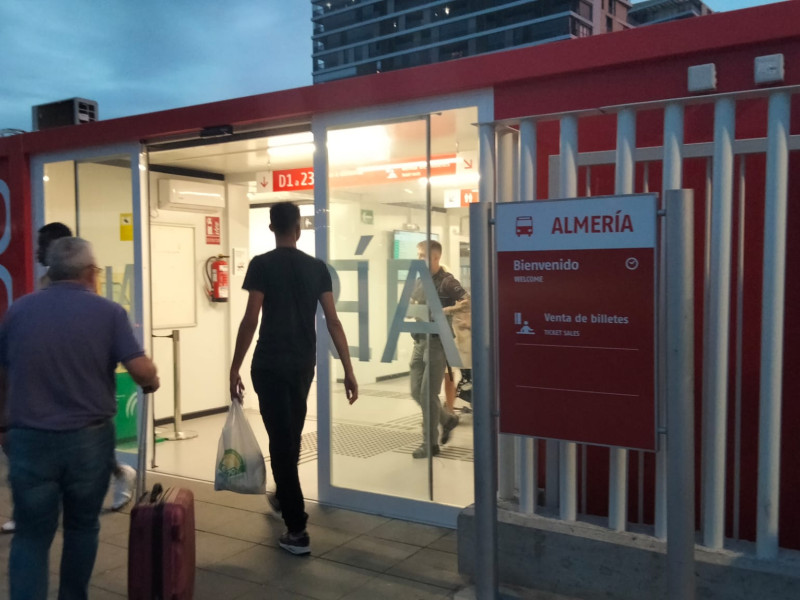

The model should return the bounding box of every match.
[0,0,784,132]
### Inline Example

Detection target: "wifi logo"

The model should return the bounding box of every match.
[125,391,138,419]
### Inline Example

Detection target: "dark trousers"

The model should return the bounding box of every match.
[251,366,314,534]
[409,336,448,447]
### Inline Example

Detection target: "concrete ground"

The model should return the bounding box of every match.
[0,461,462,599]
[0,454,587,599]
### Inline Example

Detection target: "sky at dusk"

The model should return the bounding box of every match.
[0,0,786,132]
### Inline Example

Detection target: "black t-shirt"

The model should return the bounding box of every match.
[243,247,333,371]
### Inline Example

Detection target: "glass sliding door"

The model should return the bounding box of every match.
[328,117,433,502]
[318,104,480,523]
[32,144,150,458]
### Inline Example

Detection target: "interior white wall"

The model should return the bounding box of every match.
[445,207,471,291]
[74,163,136,313]
[42,161,77,234]
[249,204,316,258]
[149,173,232,421]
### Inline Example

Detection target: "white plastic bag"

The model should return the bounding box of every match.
[214,400,267,494]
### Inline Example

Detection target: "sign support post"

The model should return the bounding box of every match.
[470,199,498,600]
[665,189,696,600]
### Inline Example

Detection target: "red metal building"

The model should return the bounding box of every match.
[1,1,798,568]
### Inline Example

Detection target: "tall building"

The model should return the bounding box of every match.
[312,1,632,84]
[628,0,712,27]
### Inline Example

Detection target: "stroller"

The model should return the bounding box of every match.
[455,369,473,414]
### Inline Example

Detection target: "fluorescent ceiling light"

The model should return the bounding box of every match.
[267,142,315,158]
[265,131,315,158]
[357,155,455,174]
[328,125,391,163]
[267,132,313,147]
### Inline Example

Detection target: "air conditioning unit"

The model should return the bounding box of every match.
[158,179,225,213]
[32,98,98,131]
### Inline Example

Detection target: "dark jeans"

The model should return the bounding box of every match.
[7,420,115,600]
[251,366,314,534]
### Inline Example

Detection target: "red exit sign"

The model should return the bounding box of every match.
[273,168,315,192]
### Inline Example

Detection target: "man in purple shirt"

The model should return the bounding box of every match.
[0,237,159,600]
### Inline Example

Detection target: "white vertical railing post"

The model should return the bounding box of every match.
[519,118,536,201]
[756,91,790,560]
[699,157,712,534]
[733,155,746,540]
[657,102,684,539]
[559,442,577,521]
[472,123,498,600]
[702,97,735,550]
[519,439,537,514]
[665,189,696,600]
[518,118,538,514]
[615,109,636,190]
[498,437,516,500]
[545,441,559,510]
[560,115,579,198]
[559,114,578,521]
[609,108,635,531]
[497,128,516,204]
[497,128,517,501]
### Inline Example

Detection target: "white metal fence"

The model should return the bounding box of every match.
[482,86,798,562]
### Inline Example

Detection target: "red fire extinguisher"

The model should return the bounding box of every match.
[205,255,229,302]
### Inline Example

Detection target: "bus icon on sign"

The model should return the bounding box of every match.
[515,216,533,236]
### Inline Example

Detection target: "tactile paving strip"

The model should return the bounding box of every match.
[263,389,474,464]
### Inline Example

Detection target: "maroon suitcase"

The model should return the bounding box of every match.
[128,483,196,600]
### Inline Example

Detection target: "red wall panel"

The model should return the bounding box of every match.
[0,145,33,315]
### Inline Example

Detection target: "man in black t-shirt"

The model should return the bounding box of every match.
[229,202,358,556]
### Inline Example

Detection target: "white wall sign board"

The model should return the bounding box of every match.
[151,223,197,329]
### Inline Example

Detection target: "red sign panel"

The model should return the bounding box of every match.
[270,155,460,193]
[496,195,657,450]
[273,168,315,192]
[205,216,221,245]
[461,189,479,206]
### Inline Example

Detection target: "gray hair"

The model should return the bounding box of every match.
[47,237,95,281]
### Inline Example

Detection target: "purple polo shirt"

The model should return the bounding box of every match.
[0,282,144,431]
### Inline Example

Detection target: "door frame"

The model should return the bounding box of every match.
[30,142,152,460]
[312,90,493,527]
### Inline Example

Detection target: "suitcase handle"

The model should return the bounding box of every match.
[136,392,152,500]
[149,482,164,503]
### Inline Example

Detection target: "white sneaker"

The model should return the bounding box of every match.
[1,520,15,533]
[111,464,136,510]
